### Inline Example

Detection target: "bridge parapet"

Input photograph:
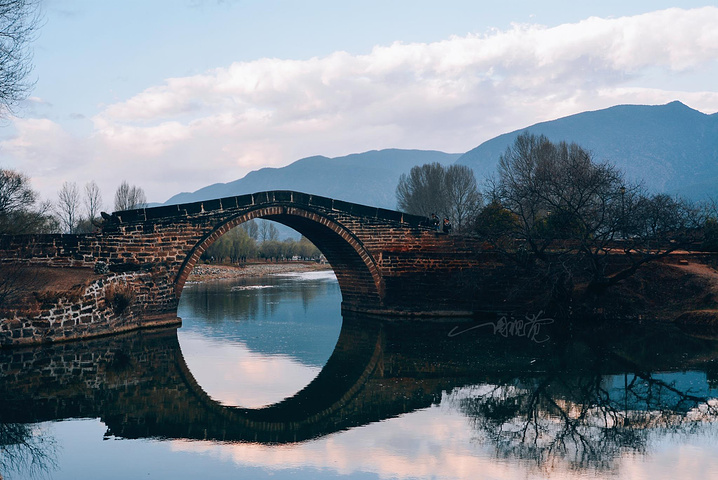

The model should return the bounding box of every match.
[106,191,427,228]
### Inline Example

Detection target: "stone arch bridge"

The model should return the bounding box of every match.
[1,191,507,346]
[105,190,493,314]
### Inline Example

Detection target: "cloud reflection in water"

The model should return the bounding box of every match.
[178,331,322,408]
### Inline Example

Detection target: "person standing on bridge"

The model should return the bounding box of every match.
[431,213,440,231]
[442,217,452,234]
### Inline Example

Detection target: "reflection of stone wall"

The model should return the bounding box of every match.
[0,328,185,422]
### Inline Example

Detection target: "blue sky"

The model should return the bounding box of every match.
[2,0,717,205]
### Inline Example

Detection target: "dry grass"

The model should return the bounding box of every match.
[0,264,98,316]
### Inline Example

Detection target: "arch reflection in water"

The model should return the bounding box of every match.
[176,269,342,407]
[2,317,718,478]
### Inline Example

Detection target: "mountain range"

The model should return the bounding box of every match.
[165,101,717,210]
[165,149,460,210]
[457,101,718,199]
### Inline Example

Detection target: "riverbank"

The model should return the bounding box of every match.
[573,259,718,328]
[2,255,718,349]
[187,261,333,282]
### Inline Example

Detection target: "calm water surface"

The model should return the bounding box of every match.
[1,270,718,479]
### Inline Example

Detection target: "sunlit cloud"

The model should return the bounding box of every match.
[4,7,718,203]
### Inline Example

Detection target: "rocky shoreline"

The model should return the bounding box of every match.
[186,262,332,282]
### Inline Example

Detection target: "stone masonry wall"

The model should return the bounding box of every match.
[0,270,180,347]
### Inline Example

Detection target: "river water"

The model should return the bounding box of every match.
[1,271,718,479]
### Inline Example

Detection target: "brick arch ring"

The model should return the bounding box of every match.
[174,205,385,309]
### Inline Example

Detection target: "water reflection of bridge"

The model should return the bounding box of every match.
[1,317,718,445]
[0,316,479,443]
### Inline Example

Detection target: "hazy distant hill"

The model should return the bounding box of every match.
[458,101,718,199]
[165,102,717,213]
[165,149,461,209]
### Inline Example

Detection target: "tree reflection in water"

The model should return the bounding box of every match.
[449,346,718,472]
[0,420,57,480]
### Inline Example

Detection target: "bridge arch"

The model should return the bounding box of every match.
[174,204,384,310]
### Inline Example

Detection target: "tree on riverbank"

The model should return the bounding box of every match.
[259,236,320,262]
[475,133,704,307]
[203,225,257,263]
[201,222,321,264]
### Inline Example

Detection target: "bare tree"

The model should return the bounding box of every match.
[55,181,80,233]
[397,162,482,231]
[0,0,41,117]
[495,132,627,261]
[0,167,34,216]
[397,162,447,218]
[702,197,718,251]
[267,223,279,241]
[258,220,279,242]
[114,180,147,211]
[483,132,702,300]
[444,164,482,231]
[0,167,55,234]
[71,180,104,233]
[84,180,102,223]
[240,219,259,241]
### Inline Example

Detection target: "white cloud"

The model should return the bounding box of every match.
[0,118,89,187]
[5,7,718,203]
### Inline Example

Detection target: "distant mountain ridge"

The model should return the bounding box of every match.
[457,101,718,199]
[164,102,717,211]
[165,149,461,209]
